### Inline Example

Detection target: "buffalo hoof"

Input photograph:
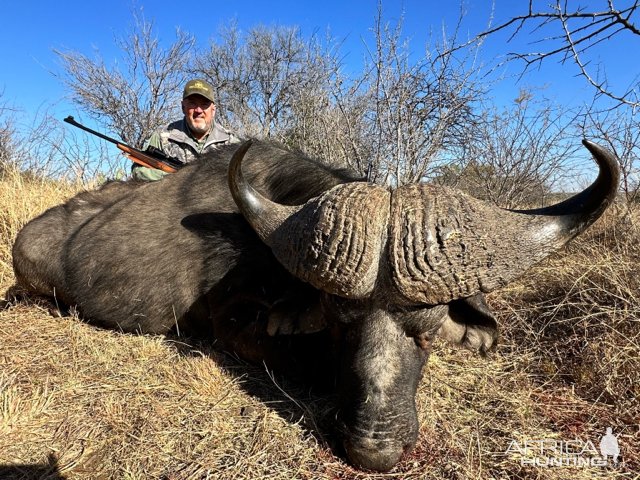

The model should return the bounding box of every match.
[1,285,24,310]
[1,285,69,318]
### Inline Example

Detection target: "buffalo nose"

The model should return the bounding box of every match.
[343,439,404,472]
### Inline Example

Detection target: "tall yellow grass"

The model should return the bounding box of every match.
[0,171,637,479]
[0,168,82,288]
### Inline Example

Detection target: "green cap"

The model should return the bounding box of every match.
[183,79,215,102]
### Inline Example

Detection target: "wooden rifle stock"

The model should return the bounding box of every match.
[115,144,178,173]
[63,116,182,173]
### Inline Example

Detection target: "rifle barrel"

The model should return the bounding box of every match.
[63,115,183,173]
[63,116,123,146]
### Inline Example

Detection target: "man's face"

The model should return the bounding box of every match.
[182,94,216,139]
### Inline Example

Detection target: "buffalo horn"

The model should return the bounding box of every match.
[228,141,389,298]
[389,140,620,304]
[230,140,619,303]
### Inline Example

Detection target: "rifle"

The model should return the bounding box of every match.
[63,116,183,173]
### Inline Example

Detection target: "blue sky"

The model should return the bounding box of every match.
[0,0,633,130]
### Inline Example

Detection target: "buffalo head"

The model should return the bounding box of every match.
[228,140,619,471]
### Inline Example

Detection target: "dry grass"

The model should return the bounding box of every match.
[0,169,81,289]
[0,171,638,479]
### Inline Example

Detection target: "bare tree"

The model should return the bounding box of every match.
[462,1,640,110]
[344,6,486,185]
[47,10,484,182]
[5,108,123,183]
[50,5,582,197]
[0,91,18,173]
[0,92,117,181]
[56,10,195,147]
[265,82,373,175]
[218,7,487,183]
[201,6,486,182]
[193,22,249,135]
[435,90,577,208]
[194,23,340,140]
[580,103,640,203]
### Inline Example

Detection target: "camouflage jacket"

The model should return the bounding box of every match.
[132,119,239,181]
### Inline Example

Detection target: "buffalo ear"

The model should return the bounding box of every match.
[437,294,498,355]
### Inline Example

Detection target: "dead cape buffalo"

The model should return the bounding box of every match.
[10,139,619,472]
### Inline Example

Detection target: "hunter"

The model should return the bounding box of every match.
[133,78,239,181]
